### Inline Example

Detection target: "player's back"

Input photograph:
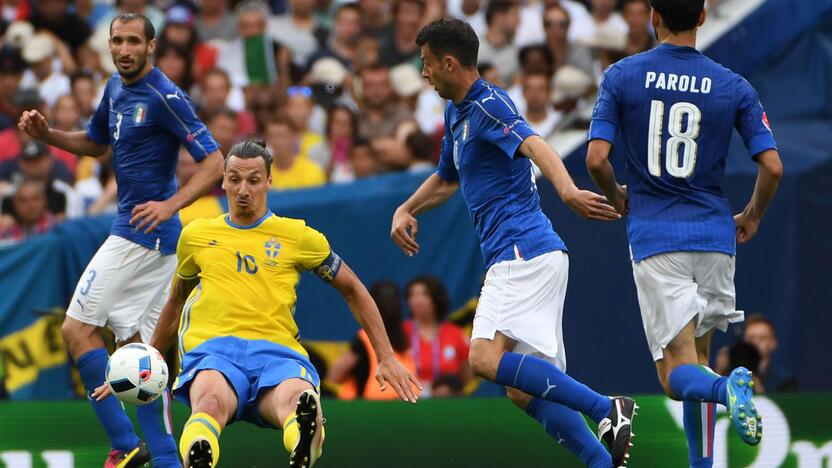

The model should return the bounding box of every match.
[591,44,776,261]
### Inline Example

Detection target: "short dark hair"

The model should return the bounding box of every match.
[624,0,651,10]
[485,0,517,27]
[393,0,425,17]
[745,313,777,338]
[266,113,293,131]
[406,275,450,322]
[369,280,408,353]
[335,2,361,18]
[206,107,237,124]
[110,13,156,41]
[649,0,704,33]
[405,131,434,162]
[518,44,555,74]
[416,18,479,69]
[226,140,272,176]
[70,70,95,88]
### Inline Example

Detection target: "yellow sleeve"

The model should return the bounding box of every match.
[297,225,332,271]
[176,224,200,280]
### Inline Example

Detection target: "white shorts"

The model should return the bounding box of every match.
[472,250,568,371]
[632,252,743,361]
[66,235,177,343]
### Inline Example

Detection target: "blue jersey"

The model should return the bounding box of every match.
[436,78,566,269]
[88,68,219,255]
[589,44,777,262]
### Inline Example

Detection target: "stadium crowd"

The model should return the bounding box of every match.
[0,0,668,243]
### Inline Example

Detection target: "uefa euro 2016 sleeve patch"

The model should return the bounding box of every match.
[313,251,342,282]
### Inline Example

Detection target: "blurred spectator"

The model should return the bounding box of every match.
[304,3,361,71]
[0,178,58,240]
[515,0,595,47]
[3,21,35,49]
[155,42,193,91]
[285,86,326,163]
[270,0,322,68]
[447,0,486,37]
[478,0,520,86]
[550,64,594,129]
[507,44,555,114]
[348,138,376,180]
[404,275,471,392]
[48,94,86,172]
[353,34,381,73]
[378,0,424,68]
[743,314,797,392]
[307,56,355,110]
[265,115,325,190]
[576,0,628,45]
[74,153,116,215]
[477,62,503,88]
[404,130,435,173]
[316,104,357,181]
[390,62,426,111]
[69,71,98,126]
[196,0,237,42]
[726,342,765,391]
[357,65,412,141]
[622,0,656,56]
[197,68,255,133]
[205,107,240,157]
[176,147,224,225]
[0,139,73,204]
[0,45,25,130]
[20,33,70,108]
[543,2,595,76]
[94,0,164,37]
[359,0,393,40]
[522,72,561,140]
[431,373,464,398]
[245,83,279,133]
[159,5,219,82]
[330,280,417,400]
[29,0,92,52]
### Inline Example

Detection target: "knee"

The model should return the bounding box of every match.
[468,340,501,379]
[193,393,228,420]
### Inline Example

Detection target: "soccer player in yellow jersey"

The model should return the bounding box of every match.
[97,140,421,468]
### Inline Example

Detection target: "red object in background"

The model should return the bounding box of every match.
[404,319,470,384]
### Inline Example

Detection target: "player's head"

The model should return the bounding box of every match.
[416,18,479,100]
[223,140,273,218]
[649,0,705,37]
[109,13,156,81]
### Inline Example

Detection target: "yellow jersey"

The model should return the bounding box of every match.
[271,157,327,191]
[175,211,332,359]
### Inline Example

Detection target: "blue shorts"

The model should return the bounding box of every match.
[173,336,320,428]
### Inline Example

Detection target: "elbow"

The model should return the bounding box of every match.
[759,151,783,181]
[766,158,783,182]
[586,152,606,174]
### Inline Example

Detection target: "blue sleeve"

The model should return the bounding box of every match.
[475,91,536,159]
[589,65,622,143]
[152,86,220,162]
[734,77,777,161]
[436,106,459,182]
[87,83,110,145]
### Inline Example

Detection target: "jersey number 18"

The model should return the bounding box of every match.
[647,100,701,178]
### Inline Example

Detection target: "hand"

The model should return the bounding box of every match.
[376,355,422,403]
[130,200,178,234]
[391,208,420,256]
[17,110,51,140]
[92,382,113,401]
[609,184,628,216]
[562,188,621,221]
[734,211,759,243]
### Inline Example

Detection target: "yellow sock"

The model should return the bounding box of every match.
[180,412,222,465]
[283,414,300,453]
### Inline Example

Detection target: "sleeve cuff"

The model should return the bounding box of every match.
[436,167,459,182]
[588,119,618,143]
[747,132,777,161]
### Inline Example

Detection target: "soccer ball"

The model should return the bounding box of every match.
[106,343,168,405]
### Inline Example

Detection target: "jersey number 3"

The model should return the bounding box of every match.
[647,100,701,178]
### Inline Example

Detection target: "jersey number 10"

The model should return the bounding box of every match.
[647,100,701,178]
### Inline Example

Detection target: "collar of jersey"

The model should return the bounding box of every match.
[224,210,273,230]
[657,43,699,54]
[457,78,487,106]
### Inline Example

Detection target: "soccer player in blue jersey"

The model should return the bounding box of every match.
[586,1,783,466]
[18,13,223,468]
[392,18,637,468]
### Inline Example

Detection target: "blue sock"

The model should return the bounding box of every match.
[137,389,181,468]
[684,401,716,468]
[669,365,727,405]
[527,397,612,468]
[76,348,140,452]
[495,352,611,423]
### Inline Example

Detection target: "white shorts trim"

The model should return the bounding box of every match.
[66,235,176,342]
[471,250,568,371]
[632,251,743,361]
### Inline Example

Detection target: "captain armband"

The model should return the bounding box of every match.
[312,251,342,282]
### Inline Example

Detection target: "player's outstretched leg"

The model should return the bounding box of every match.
[179,370,237,467]
[471,337,637,466]
[286,390,324,468]
[511,389,612,468]
[137,389,180,467]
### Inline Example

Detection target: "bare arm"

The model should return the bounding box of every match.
[586,139,628,215]
[330,261,421,402]
[391,173,459,256]
[18,110,108,157]
[734,150,783,243]
[130,151,224,233]
[150,276,199,355]
[520,135,620,220]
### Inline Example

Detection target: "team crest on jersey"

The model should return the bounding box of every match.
[264,238,281,259]
[133,104,147,124]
